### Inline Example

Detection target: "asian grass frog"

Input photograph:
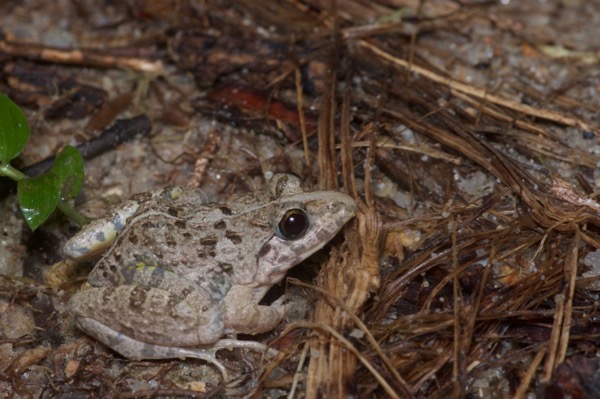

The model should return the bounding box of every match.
[65,174,356,376]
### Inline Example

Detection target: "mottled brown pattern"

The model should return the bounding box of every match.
[225,231,242,244]
[258,243,272,259]
[218,262,233,273]
[200,237,218,246]
[101,286,115,304]
[214,220,227,229]
[67,174,356,364]
[219,206,232,215]
[128,233,138,245]
[129,286,148,308]
[166,233,177,247]
[141,221,157,229]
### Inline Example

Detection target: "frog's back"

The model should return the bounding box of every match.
[86,192,276,297]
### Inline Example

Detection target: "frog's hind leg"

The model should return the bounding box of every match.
[70,282,224,344]
[75,318,279,381]
[75,316,229,380]
[69,271,228,367]
[69,266,254,380]
[70,282,230,379]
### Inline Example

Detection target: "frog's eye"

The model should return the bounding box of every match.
[277,209,309,240]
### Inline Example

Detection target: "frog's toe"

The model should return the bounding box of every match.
[212,338,278,357]
[271,294,286,308]
[162,347,228,380]
[269,295,288,319]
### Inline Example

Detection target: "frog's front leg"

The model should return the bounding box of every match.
[69,267,224,356]
[221,285,286,335]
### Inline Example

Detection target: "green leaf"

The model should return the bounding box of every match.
[50,145,84,200]
[17,173,61,230]
[0,93,29,164]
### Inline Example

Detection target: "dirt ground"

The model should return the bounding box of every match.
[0,1,599,398]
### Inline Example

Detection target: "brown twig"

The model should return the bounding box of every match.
[0,40,166,73]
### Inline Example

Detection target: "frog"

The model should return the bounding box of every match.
[65,173,356,377]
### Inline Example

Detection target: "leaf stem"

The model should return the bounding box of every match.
[0,163,28,181]
[57,200,90,226]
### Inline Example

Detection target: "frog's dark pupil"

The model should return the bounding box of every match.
[278,209,309,240]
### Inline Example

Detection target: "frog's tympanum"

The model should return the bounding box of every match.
[65,174,356,375]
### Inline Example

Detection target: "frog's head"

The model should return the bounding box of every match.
[254,174,357,286]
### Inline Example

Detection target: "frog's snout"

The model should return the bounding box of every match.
[330,192,357,222]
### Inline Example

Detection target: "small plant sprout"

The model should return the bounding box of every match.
[0,92,88,230]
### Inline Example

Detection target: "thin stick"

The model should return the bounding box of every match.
[0,40,165,73]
